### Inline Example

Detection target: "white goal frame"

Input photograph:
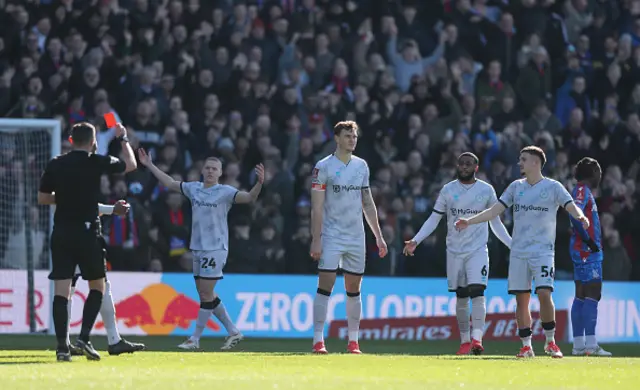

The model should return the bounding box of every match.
[0,118,61,334]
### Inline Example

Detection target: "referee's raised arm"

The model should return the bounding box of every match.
[112,123,137,173]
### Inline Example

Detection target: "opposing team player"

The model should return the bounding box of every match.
[66,201,145,357]
[38,122,137,361]
[455,146,590,358]
[138,149,264,351]
[403,153,512,355]
[569,157,611,356]
[310,121,387,354]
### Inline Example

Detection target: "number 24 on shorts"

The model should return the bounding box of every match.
[201,257,216,269]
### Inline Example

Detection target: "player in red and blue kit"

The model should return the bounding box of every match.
[569,157,611,357]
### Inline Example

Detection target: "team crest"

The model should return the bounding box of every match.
[475,194,484,202]
[540,189,549,199]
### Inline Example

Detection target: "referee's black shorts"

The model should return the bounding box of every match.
[49,223,106,282]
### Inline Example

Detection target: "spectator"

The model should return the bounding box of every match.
[0,0,637,281]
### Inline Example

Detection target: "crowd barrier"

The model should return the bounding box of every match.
[1,271,639,342]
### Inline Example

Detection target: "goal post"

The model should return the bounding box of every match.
[0,118,61,334]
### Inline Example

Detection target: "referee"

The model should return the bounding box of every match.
[38,121,137,361]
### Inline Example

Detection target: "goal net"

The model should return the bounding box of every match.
[0,118,61,334]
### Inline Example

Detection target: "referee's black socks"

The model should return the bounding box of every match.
[79,290,103,342]
[52,296,69,350]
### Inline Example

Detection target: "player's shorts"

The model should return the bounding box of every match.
[72,236,108,286]
[49,224,106,282]
[319,239,366,275]
[446,249,489,292]
[191,249,228,280]
[508,253,555,294]
[573,261,603,284]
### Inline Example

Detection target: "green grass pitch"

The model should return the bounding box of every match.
[1,335,639,389]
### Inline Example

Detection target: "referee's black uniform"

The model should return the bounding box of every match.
[39,150,127,280]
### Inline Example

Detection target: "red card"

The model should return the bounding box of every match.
[103,112,116,128]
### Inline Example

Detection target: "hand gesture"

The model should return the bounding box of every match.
[377,236,388,258]
[577,215,590,230]
[113,200,130,216]
[455,218,470,231]
[403,239,417,256]
[310,238,322,261]
[137,148,152,167]
[255,163,265,184]
[114,123,127,138]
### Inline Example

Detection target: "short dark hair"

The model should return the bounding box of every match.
[575,157,601,181]
[520,145,547,167]
[333,120,359,137]
[70,122,96,146]
[458,152,479,165]
[204,156,222,165]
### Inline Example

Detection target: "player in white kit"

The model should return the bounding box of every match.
[403,153,512,355]
[138,149,264,351]
[67,201,145,356]
[310,121,388,354]
[455,146,590,359]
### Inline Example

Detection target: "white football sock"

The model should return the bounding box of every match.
[212,300,239,335]
[586,335,597,349]
[471,296,486,342]
[101,280,122,346]
[346,293,362,342]
[573,336,586,349]
[456,296,471,343]
[544,327,556,344]
[193,308,213,340]
[66,286,74,345]
[521,336,532,348]
[313,292,330,344]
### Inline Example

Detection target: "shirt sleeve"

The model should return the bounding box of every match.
[180,181,197,200]
[361,161,370,189]
[94,153,126,175]
[225,185,240,204]
[433,188,447,215]
[498,181,516,208]
[39,159,56,193]
[487,185,498,208]
[311,162,327,191]
[554,180,573,208]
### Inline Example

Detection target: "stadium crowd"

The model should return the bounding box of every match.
[0,0,639,281]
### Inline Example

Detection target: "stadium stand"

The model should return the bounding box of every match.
[0,0,638,281]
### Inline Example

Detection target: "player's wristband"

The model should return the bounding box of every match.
[116,135,129,143]
[98,204,114,215]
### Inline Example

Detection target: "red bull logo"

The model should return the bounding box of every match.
[95,283,220,335]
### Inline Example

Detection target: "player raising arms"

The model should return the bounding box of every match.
[403,153,512,355]
[310,121,387,355]
[455,146,590,359]
[138,150,263,351]
[569,158,611,356]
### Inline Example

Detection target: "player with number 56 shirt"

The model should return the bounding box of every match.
[403,153,512,356]
[138,149,264,351]
[455,146,590,359]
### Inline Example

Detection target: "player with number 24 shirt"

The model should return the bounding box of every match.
[139,149,264,351]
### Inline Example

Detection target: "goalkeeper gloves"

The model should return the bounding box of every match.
[585,238,600,253]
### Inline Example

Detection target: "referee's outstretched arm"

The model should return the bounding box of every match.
[114,123,137,173]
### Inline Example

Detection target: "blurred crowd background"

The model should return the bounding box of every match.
[0,0,639,281]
